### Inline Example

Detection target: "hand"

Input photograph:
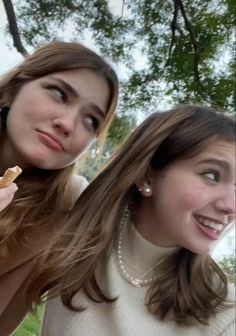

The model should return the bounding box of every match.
[0,179,18,212]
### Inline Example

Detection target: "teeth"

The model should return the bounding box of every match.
[196,216,223,232]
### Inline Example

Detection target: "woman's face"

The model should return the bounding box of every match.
[3,68,110,170]
[135,140,235,255]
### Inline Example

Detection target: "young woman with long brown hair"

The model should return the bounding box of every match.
[42,105,235,335]
[0,41,118,335]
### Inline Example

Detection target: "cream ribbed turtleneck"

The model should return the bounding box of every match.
[118,221,178,287]
[42,222,235,336]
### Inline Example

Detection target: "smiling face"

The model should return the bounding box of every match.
[1,68,110,170]
[135,140,235,254]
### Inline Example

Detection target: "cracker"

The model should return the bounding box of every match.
[0,166,22,188]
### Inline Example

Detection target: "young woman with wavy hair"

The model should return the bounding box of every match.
[42,105,235,335]
[0,41,118,335]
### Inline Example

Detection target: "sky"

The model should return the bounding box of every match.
[0,0,235,260]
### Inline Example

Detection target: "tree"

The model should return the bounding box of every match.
[2,0,28,56]
[5,0,235,115]
[219,253,236,285]
[78,114,136,180]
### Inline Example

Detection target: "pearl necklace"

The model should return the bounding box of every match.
[117,206,166,288]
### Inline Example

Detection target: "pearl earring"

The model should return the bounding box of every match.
[145,187,151,193]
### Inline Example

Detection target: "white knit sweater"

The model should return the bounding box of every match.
[41,223,235,336]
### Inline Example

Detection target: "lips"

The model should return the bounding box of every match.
[37,131,64,152]
[195,215,224,231]
[194,214,226,240]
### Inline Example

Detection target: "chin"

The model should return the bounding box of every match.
[29,159,55,170]
[29,155,56,170]
[33,163,61,170]
[185,244,211,256]
[28,153,74,170]
[33,161,71,171]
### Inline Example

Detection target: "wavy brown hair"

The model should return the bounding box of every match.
[0,42,118,288]
[30,106,235,324]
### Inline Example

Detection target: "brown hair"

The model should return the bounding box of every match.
[0,41,118,296]
[30,106,235,323]
[0,41,119,147]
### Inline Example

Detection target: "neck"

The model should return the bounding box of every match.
[133,202,178,248]
[116,207,179,288]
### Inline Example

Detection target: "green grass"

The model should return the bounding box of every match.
[14,305,44,336]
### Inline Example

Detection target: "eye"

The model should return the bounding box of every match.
[84,115,101,133]
[202,170,220,183]
[49,86,67,102]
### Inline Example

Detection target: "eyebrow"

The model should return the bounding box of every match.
[197,158,231,173]
[48,76,106,119]
[86,103,106,120]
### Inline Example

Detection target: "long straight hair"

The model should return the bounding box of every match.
[30,106,235,324]
[0,42,118,259]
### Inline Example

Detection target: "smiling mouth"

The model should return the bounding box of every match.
[194,215,224,234]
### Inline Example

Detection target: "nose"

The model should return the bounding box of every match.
[214,188,235,218]
[52,110,77,137]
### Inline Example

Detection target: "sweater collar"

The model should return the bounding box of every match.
[121,221,179,276]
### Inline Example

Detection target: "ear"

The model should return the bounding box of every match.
[136,179,152,197]
[135,165,161,197]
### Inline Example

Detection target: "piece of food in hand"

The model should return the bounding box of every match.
[0,166,22,188]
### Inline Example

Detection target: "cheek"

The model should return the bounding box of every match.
[10,88,49,119]
[177,186,210,210]
[71,134,94,156]
[9,100,32,125]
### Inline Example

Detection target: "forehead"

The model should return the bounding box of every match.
[42,68,104,83]
[195,140,235,161]
[186,140,235,179]
[163,140,235,180]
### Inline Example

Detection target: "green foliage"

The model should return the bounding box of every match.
[14,305,44,336]
[219,253,236,284]
[78,113,137,180]
[14,0,235,115]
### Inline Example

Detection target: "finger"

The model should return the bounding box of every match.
[0,183,18,200]
[7,182,18,193]
[0,193,15,211]
[2,182,18,193]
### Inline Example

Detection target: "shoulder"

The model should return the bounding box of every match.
[71,174,89,200]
